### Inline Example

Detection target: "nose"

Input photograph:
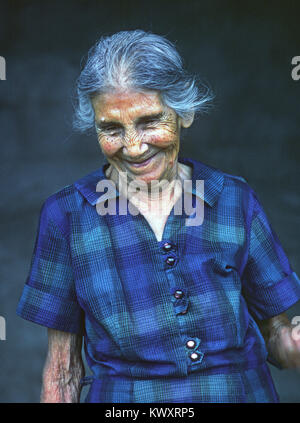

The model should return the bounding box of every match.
[121,129,149,158]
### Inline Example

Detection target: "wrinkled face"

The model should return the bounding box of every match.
[92,89,192,185]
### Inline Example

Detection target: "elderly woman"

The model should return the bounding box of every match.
[17,30,300,403]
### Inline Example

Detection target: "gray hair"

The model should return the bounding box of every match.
[73,30,213,133]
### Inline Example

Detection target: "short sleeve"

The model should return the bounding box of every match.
[242,190,300,321]
[16,201,84,334]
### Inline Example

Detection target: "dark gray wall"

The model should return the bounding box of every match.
[0,0,299,403]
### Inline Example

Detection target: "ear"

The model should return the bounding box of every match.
[180,112,195,128]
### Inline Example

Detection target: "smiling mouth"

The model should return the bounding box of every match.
[126,152,159,168]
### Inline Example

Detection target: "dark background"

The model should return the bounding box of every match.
[0,0,300,403]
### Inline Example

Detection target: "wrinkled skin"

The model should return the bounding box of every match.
[91,89,190,187]
[92,89,194,239]
[41,329,84,403]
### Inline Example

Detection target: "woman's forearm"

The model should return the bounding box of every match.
[40,329,85,403]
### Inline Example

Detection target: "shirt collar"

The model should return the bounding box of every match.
[74,156,224,208]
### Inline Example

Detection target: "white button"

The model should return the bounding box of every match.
[186,340,196,349]
[190,352,199,361]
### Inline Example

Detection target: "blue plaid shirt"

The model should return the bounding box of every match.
[17,157,300,403]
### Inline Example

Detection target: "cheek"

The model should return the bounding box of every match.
[98,136,121,157]
[147,127,179,148]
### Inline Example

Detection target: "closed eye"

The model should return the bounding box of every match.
[96,123,123,135]
[105,126,122,133]
[137,113,163,129]
[143,118,159,125]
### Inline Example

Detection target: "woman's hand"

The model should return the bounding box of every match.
[40,329,85,403]
[269,324,300,369]
[257,312,300,369]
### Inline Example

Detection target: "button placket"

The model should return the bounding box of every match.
[160,240,178,269]
[161,238,201,367]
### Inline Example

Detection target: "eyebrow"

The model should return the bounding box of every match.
[96,121,123,130]
[96,112,164,130]
[135,112,164,124]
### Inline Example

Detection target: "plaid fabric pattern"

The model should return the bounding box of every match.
[17,157,300,403]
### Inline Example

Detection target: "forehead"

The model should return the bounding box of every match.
[91,89,164,121]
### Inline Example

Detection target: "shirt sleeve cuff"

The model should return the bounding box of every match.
[16,284,84,334]
[246,271,300,321]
